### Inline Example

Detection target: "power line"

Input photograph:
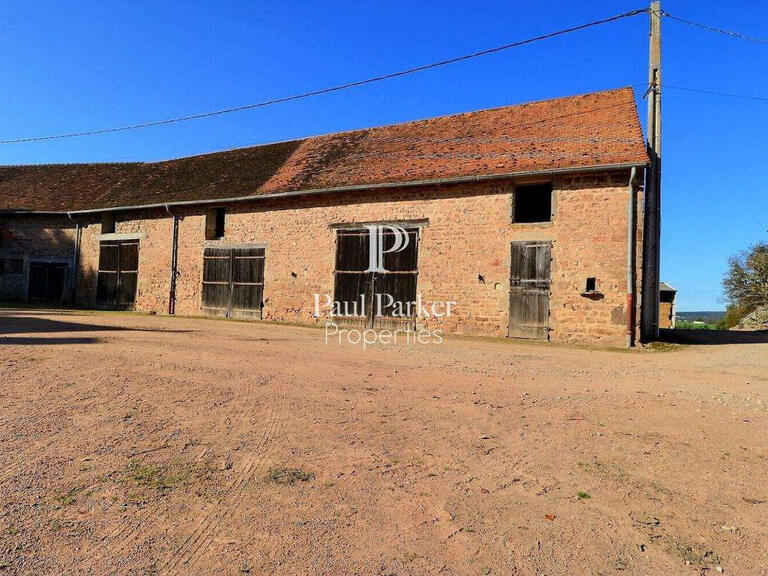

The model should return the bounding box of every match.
[0,8,647,145]
[662,83,768,102]
[662,11,768,45]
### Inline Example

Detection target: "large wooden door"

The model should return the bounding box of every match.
[508,241,551,340]
[333,227,419,329]
[28,262,68,304]
[28,262,67,303]
[201,246,264,318]
[96,239,139,310]
[230,247,265,319]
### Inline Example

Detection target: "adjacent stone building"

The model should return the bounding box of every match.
[658,282,677,329]
[0,87,650,346]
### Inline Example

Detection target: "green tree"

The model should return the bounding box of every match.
[721,242,768,328]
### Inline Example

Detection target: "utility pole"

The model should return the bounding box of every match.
[642,0,662,341]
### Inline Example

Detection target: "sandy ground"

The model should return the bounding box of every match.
[0,310,766,576]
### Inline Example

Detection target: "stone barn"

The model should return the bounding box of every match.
[0,87,651,347]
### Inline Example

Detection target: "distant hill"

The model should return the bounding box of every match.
[677,311,725,324]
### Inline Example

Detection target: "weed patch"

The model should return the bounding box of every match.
[266,467,315,485]
[54,486,83,507]
[123,460,190,492]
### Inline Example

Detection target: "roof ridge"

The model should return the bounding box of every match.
[0,161,145,168]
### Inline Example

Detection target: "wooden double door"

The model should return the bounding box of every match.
[333,227,419,329]
[28,262,68,303]
[96,239,139,310]
[201,246,265,318]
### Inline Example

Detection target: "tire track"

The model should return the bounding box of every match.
[182,403,283,573]
[81,416,182,561]
[163,397,281,573]
[162,387,283,574]
[0,381,135,485]
[91,380,254,566]
[193,377,252,463]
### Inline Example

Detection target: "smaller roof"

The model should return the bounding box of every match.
[659,282,677,293]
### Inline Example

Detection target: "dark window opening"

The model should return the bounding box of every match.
[585,277,596,292]
[8,259,23,275]
[206,208,226,240]
[0,258,4,276]
[513,183,552,223]
[101,212,116,234]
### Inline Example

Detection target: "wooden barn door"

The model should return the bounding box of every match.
[96,239,139,310]
[201,247,232,317]
[508,241,551,340]
[332,229,374,329]
[230,247,265,319]
[28,262,67,303]
[201,246,264,318]
[333,227,419,329]
[371,228,419,330]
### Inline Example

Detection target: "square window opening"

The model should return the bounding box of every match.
[513,183,552,223]
[585,277,596,292]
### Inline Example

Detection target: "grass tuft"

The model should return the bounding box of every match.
[266,467,315,485]
[54,486,83,506]
[124,460,189,491]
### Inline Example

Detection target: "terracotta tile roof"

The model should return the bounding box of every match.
[0,87,648,213]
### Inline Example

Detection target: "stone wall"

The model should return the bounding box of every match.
[659,301,674,329]
[0,216,76,302]
[67,171,643,346]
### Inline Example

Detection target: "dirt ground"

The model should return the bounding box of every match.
[0,310,766,576]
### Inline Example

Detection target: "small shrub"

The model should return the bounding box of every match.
[577,490,591,500]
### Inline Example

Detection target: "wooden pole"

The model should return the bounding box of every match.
[642,0,662,341]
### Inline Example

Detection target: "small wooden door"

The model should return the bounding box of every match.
[96,239,139,310]
[201,246,264,318]
[508,241,551,340]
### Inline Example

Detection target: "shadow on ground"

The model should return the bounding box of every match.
[0,314,192,345]
[0,337,101,345]
[660,328,768,345]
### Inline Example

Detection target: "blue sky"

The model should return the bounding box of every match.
[2,1,766,310]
